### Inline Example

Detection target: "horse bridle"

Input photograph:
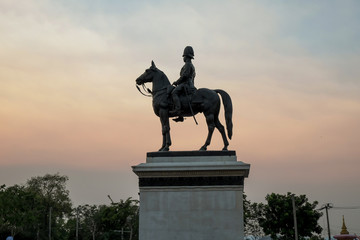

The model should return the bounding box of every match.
[136,83,169,97]
[136,83,152,97]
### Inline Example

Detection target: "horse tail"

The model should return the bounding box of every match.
[215,89,233,139]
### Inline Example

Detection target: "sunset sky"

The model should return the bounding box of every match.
[1,0,360,236]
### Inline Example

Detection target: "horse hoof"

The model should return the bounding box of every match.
[222,147,228,151]
[199,146,207,151]
[159,146,169,152]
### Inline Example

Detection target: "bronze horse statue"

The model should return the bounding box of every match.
[136,61,233,151]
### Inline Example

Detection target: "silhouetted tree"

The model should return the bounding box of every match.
[26,173,72,240]
[243,193,265,239]
[259,192,322,240]
[0,184,43,239]
[98,198,139,240]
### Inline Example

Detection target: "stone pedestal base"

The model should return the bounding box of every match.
[132,151,250,240]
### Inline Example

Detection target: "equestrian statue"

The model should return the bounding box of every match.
[136,46,233,151]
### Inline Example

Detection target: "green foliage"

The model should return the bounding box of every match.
[0,173,73,240]
[309,235,325,240]
[1,173,140,240]
[0,184,42,238]
[26,173,72,218]
[65,198,139,240]
[97,197,139,240]
[243,193,265,238]
[98,198,139,233]
[259,192,323,240]
[77,204,101,240]
[26,173,73,240]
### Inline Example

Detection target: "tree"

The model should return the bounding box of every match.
[78,204,101,240]
[259,192,322,240]
[0,184,26,237]
[243,193,265,239]
[0,174,140,240]
[65,198,139,240]
[0,184,42,239]
[63,205,100,240]
[26,173,72,240]
[97,197,139,240]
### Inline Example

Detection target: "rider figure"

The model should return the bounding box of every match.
[169,46,196,116]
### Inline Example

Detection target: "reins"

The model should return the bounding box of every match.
[136,83,168,97]
[136,83,152,97]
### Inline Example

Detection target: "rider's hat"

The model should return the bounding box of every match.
[183,46,194,59]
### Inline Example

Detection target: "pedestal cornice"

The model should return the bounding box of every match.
[132,151,250,186]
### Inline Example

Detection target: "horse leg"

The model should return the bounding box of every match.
[200,114,215,151]
[159,124,170,152]
[160,133,166,151]
[215,116,229,151]
[159,109,171,151]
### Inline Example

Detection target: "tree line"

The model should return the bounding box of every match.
[0,173,138,240]
[0,173,323,240]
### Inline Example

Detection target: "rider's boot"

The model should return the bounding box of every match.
[173,116,184,122]
[169,94,181,115]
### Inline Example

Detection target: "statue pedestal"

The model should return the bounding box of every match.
[132,151,250,240]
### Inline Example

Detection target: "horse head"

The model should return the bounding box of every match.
[136,61,170,93]
[136,61,159,85]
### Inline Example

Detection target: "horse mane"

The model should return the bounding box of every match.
[156,68,171,85]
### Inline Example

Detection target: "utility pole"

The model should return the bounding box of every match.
[325,203,332,240]
[319,203,333,240]
[49,207,52,240]
[76,207,79,240]
[292,195,298,240]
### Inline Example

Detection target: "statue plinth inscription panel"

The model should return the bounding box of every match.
[132,151,250,240]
